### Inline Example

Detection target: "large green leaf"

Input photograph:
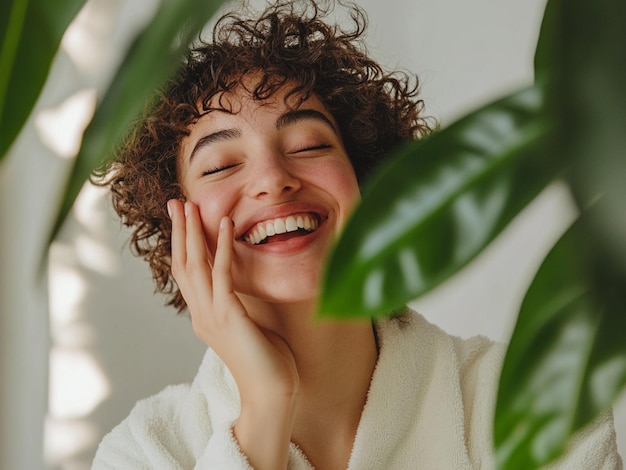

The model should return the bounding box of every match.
[559,0,626,277]
[319,85,557,318]
[0,0,86,160]
[494,207,626,469]
[532,0,560,84]
[495,1,626,468]
[48,0,225,241]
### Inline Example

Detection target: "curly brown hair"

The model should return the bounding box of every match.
[94,0,433,312]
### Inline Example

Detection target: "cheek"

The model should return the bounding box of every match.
[326,162,361,207]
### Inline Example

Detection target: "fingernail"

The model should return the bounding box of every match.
[220,216,229,230]
[166,200,173,218]
[184,201,191,216]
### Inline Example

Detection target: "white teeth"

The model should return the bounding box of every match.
[244,214,319,244]
[266,222,276,236]
[258,224,267,240]
[286,216,297,231]
[274,218,286,234]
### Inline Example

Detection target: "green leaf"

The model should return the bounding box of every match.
[494,207,626,469]
[48,0,225,242]
[558,0,626,277]
[533,0,561,83]
[319,85,558,318]
[495,1,626,468]
[0,0,86,160]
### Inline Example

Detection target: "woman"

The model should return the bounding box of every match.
[93,1,621,468]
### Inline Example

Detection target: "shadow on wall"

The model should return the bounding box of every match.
[47,183,206,468]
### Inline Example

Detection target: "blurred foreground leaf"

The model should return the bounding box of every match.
[495,0,626,466]
[494,207,626,468]
[48,0,225,241]
[319,85,557,318]
[559,0,626,277]
[0,0,86,160]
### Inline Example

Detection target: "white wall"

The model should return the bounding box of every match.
[1,0,622,468]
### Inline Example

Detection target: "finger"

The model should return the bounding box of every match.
[170,199,209,318]
[212,216,235,299]
[181,201,215,314]
[184,201,212,266]
[169,199,187,271]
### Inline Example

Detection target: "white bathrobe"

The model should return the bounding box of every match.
[93,311,622,469]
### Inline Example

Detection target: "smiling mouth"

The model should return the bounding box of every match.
[242,213,321,245]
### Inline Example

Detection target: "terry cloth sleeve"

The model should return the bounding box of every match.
[545,411,623,470]
[92,385,253,469]
[92,346,315,469]
[452,333,623,470]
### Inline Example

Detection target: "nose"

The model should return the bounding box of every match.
[246,155,301,199]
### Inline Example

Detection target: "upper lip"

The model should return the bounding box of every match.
[235,201,329,240]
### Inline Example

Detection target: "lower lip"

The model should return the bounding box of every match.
[239,220,328,255]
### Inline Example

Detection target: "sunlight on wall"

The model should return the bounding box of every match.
[45,420,100,467]
[42,4,119,465]
[46,189,118,467]
[75,234,120,276]
[34,89,97,160]
[73,183,120,237]
[61,0,114,73]
[49,265,88,338]
[49,348,110,419]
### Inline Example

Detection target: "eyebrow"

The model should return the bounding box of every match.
[188,128,241,163]
[275,108,337,133]
[188,108,337,163]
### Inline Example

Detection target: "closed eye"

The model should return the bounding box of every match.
[201,162,241,176]
[294,143,332,153]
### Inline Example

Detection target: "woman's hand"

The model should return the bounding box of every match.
[168,199,298,469]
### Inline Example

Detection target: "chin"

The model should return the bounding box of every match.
[245,286,318,305]
[236,276,320,306]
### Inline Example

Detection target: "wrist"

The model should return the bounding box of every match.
[234,392,298,470]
